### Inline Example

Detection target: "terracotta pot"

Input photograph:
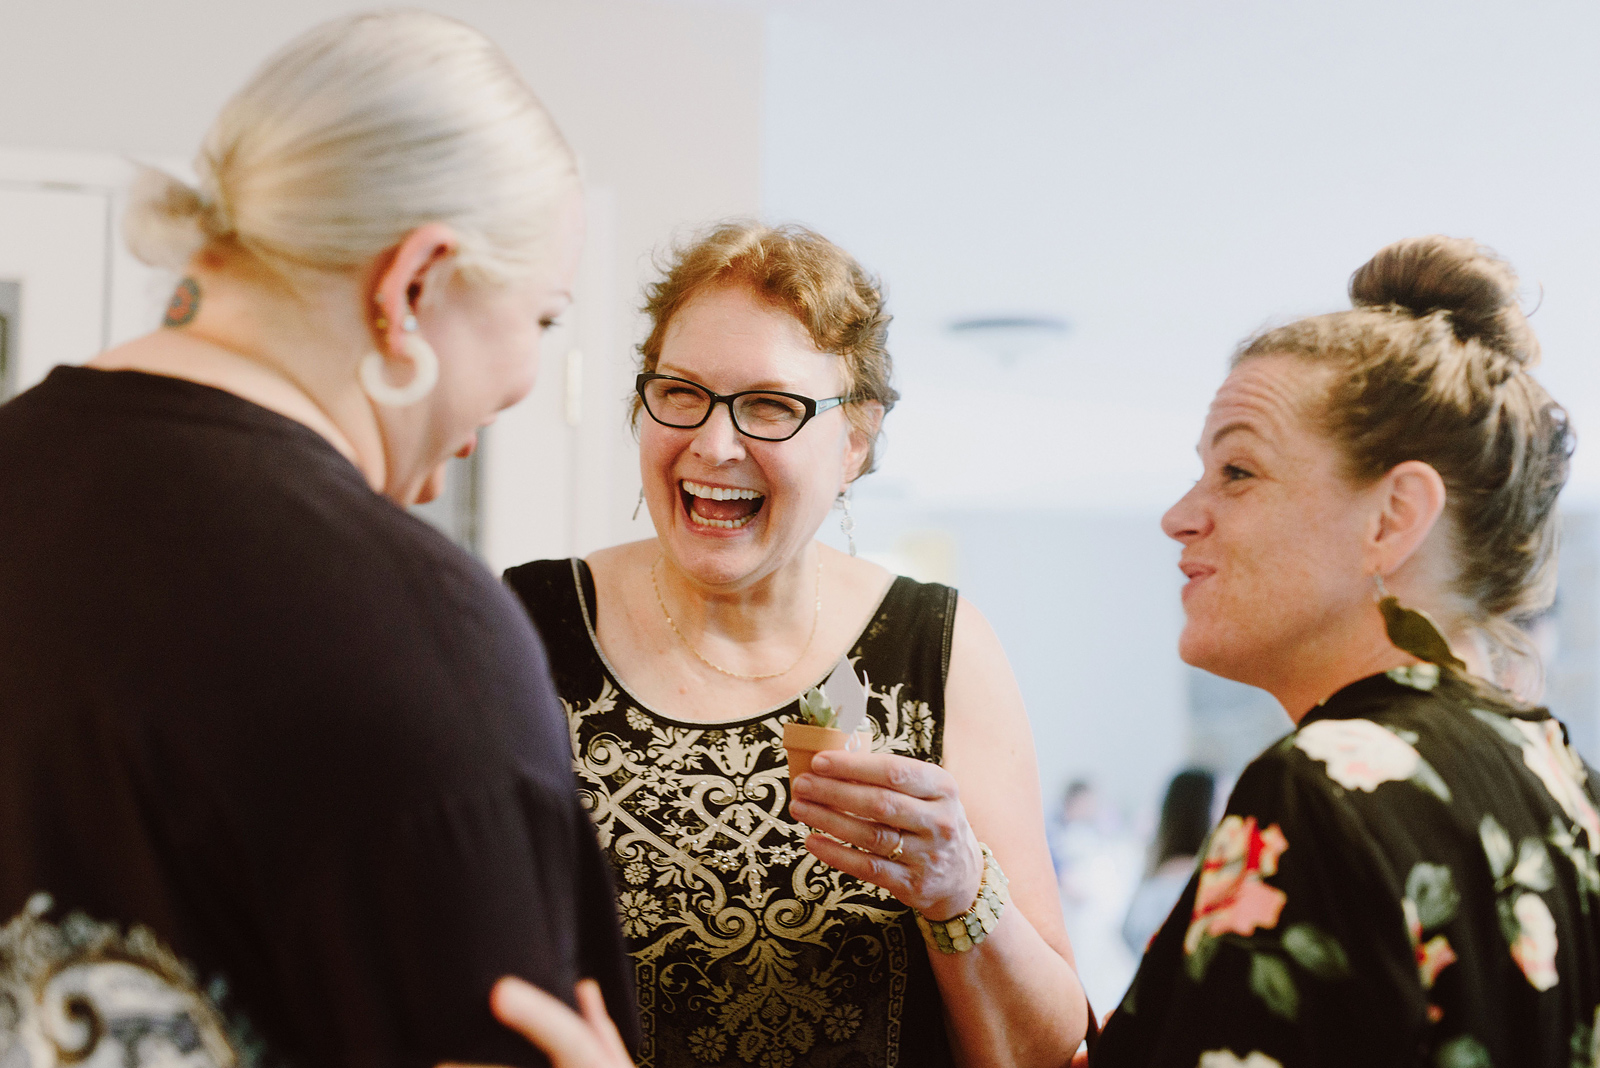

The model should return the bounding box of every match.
[783,721,870,781]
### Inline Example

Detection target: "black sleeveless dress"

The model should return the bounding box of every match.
[505,558,959,1068]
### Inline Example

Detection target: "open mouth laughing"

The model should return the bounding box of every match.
[680,478,766,530]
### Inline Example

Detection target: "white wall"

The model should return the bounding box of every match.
[764,0,1600,812]
[0,0,764,567]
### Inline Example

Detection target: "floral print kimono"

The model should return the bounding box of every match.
[1095,666,1600,1068]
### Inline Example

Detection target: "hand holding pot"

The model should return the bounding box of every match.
[790,748,985,920]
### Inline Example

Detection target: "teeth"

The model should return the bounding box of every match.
[689,511,757,529]
[682,479,763,501]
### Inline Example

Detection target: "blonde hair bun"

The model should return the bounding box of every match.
[1349,235,1539,369]
[124,166,226,272]
[123,10,577,282]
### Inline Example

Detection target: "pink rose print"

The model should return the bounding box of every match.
[1402,897,1458,990]
[1294,718,1420,792]
[1185,815,1289,955]
[1512,719,1600,853]
[1509,892,1559,992]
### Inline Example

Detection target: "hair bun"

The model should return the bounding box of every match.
[1349,235,1538,368]
[123,165,210,271]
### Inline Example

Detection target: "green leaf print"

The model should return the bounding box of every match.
[1406,863,1461,930]
[1481,815,1515,880]
[1569,1016,1593,1068]
[1549,817,1600,911]
[1471,707,1528,748]
[1248,954,1299,1022]
[1495,896,1521,947]
[1436,1034,1492,1068]
[1187,933,1221,982]
[1282,924,1351,980]
[1411,760,1453,804]
[1512,838,1556,893]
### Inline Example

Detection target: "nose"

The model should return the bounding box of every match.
[689,402,747,466]
[1161,483,1211,544]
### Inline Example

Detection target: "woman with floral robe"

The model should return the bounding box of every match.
[450,241,1600,1068]
[1091,236,1598,1068]
[1096,662,1600,1067]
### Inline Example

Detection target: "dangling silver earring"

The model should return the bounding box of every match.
[633,488,645,521]
[839,492,856,557]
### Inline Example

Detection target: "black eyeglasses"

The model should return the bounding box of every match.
[636,373,847,442]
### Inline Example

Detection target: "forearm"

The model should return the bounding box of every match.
[927,906,1086,1068]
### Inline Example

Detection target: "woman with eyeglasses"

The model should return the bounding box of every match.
[503,222,1089,1068]
[482,233,1600,1068]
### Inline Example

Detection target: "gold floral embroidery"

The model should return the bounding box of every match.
[568,678,933,1067]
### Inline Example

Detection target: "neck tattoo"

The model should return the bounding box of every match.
[651,554,823,681]
[163,278,200,327]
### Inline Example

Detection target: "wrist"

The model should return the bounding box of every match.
[921,839,986,922]
[915,842,1010,953]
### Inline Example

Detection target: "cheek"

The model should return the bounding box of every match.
[1189,494,1365,636]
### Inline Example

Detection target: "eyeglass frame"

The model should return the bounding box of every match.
[635,373,848,442]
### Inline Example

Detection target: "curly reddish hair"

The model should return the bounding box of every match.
[634,221,897,478]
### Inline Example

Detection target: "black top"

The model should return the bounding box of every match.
[0,367,636,1068]
[504,558,958,1068]
[1096,664,1600,1068]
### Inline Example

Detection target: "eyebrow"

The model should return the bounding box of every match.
[654,366,798,392]
[1207,421,1263,449]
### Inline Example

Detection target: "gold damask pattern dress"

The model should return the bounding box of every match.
[505,559,958,1068]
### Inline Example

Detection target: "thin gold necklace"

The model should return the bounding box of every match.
[651,554,823,681]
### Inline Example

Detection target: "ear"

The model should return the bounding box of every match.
[369,223,460,351]
[1370,459,1448,577]
[841,400,884,488]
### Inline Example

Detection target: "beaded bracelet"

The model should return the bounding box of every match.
[914,842,1010,953]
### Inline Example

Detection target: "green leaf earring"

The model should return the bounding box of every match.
[1375,574,1466,671]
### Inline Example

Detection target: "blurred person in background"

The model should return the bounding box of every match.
[1120,769,1216,955]
[481,235,1600,1068]
[1049,779,1101,885]
[1049,778,1142,1014]
[0,12,635,1067]
[503,222,1088,1068]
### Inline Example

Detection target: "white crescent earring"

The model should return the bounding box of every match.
[360,312,438,407]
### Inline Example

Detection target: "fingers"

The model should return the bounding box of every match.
[789,797,908,858]
[489,977,630,1068]
[575,979,632,1061]
[791,773,934,835]
[804,831,913,897]
[806,750,954,801]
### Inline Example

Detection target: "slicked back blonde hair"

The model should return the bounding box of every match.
[635,222,898,479]
[1237,236,1573,693]
[125,10,577,284]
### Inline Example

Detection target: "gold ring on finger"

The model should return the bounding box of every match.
[886,832,905,860]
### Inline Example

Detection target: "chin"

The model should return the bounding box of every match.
[1177,626,1255,687]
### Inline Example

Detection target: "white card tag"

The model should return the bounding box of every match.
[822,658,870,737]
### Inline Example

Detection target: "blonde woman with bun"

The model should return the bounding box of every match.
[0,11,635,1067]
[478,237,1600,1068]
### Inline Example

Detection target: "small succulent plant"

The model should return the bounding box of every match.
[796,687,838,728]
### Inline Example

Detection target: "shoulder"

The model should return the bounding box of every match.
[862,567,958,653]
[504,556,584,610]
[942,595,1031,767]
[945,594,1005,687]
